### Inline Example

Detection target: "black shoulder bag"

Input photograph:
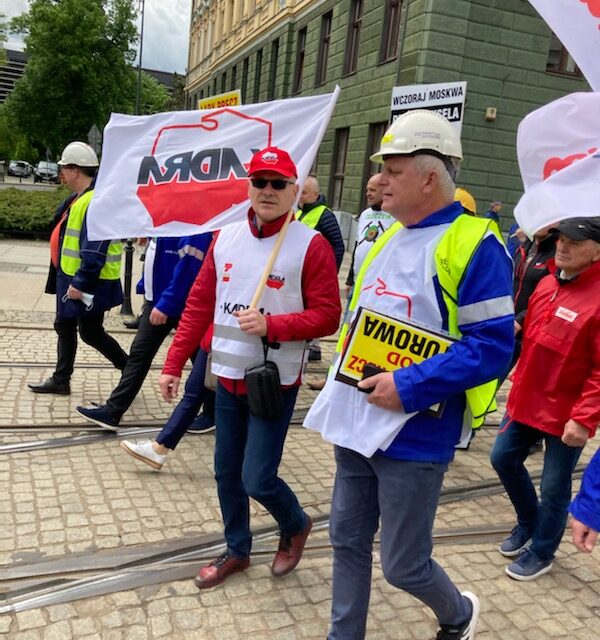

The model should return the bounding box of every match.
[244,338,284,419]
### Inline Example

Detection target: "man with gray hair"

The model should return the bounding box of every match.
[304,110,514,639]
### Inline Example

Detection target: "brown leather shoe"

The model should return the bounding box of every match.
[271,516,313,577]
[194,552,250,589]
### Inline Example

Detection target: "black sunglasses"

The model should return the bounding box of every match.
[250,177,294,190]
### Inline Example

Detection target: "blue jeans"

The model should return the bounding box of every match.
[214,382,307,558]
[156,349,215,450]
[328,446,469,640]
[490,414,583,561]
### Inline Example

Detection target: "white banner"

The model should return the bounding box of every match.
[528,0,600,91]
[87,89,340,240]
[514,92,600,236]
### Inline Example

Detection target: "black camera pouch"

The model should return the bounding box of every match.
[244,340,284,419]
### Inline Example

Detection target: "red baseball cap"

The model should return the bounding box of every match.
[248,146,297,179]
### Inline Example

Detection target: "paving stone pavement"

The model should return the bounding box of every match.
[1,238,600,639]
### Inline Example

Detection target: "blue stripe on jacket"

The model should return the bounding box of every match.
[138,233,212,319]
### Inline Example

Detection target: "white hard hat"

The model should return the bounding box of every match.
[370,110,463,163]
[57,141,99,167]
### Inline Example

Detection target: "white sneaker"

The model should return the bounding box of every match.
[120,439,167,470]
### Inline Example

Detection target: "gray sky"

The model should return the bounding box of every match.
[3,0,191,74]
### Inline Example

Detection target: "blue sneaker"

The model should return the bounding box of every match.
[505,549,553,581]
[77,405,120,431]
[187,412,215,434]
[499,525,531,557]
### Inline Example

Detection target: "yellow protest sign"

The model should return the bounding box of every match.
[335,306,455,387]
[198,90,242,110]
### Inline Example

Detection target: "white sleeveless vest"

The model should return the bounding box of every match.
[211,219,316,384]
[304,223,452,457]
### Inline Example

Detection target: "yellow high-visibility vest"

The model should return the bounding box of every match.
[296,204,327,229]
[341,214,503,429]
[60,190,122,280]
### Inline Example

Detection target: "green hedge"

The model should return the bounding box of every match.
[0,186,71,236]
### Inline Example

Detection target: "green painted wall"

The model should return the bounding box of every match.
[188,0,589,227]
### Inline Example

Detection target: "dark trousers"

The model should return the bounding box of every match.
[105,302,177,421]
[214,383,307,558]
[156,349,215,449]
[54,313,128,384]
[328,447,467,639]
[491,414,583,561]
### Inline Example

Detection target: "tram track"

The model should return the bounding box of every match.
[0,491,519,614]
[0,462,584,613]
[0,411,312,453]
[0,361,165,370]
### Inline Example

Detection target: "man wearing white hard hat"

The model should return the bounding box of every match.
[28,142,127,395]
[304,110,515,639]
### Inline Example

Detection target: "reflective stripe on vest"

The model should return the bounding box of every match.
[60,190,122,280]
[211,220,315,383]
[296,204,327,229]
[340,214,503,429]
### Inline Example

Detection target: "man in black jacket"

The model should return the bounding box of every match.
[512,225,557,363]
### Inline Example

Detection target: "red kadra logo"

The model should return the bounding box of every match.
[543,147,598,180]
[266,273,285,290]
[580,0,600,23]
[136,110,273,226]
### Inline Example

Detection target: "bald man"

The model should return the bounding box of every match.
[297,177,345,271]
[346,174,395,290]
[297,177,345,361]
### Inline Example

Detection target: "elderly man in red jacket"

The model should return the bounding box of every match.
[159,147,341,589]
[491,217,600,580]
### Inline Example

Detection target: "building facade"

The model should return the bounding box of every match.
[185,0,589,226]
[0,50,28,104]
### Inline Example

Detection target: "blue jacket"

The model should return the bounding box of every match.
[569,448,600,532]
[386,203,514,463]
[506,222,521,258]
[136,234,212,318]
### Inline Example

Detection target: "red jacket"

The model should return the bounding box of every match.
[163,210,341,393]
[507,260,600,437]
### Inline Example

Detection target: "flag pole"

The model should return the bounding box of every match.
[249,210,293,309]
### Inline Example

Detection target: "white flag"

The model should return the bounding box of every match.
[514,92,600,236]
[528,0,600,91]
[87,89,340,240]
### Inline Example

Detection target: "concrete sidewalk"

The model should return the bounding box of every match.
[1,237,599,639]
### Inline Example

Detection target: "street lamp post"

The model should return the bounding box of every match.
[121,0,146,317]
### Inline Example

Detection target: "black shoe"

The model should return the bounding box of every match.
[28,377,70,395]
[187,412,216,434]
[76,405,120,431]
[123,316,140,330]
[528,439,543,455]
[307,348,322,362]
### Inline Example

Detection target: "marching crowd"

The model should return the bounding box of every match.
[27,110,600,639]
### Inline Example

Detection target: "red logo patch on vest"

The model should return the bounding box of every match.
[266,273,285,290]
[222,262,233,282]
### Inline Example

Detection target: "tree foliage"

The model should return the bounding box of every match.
[139,71,170,115]
[168,73,187,111]
[6,0,139,159]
